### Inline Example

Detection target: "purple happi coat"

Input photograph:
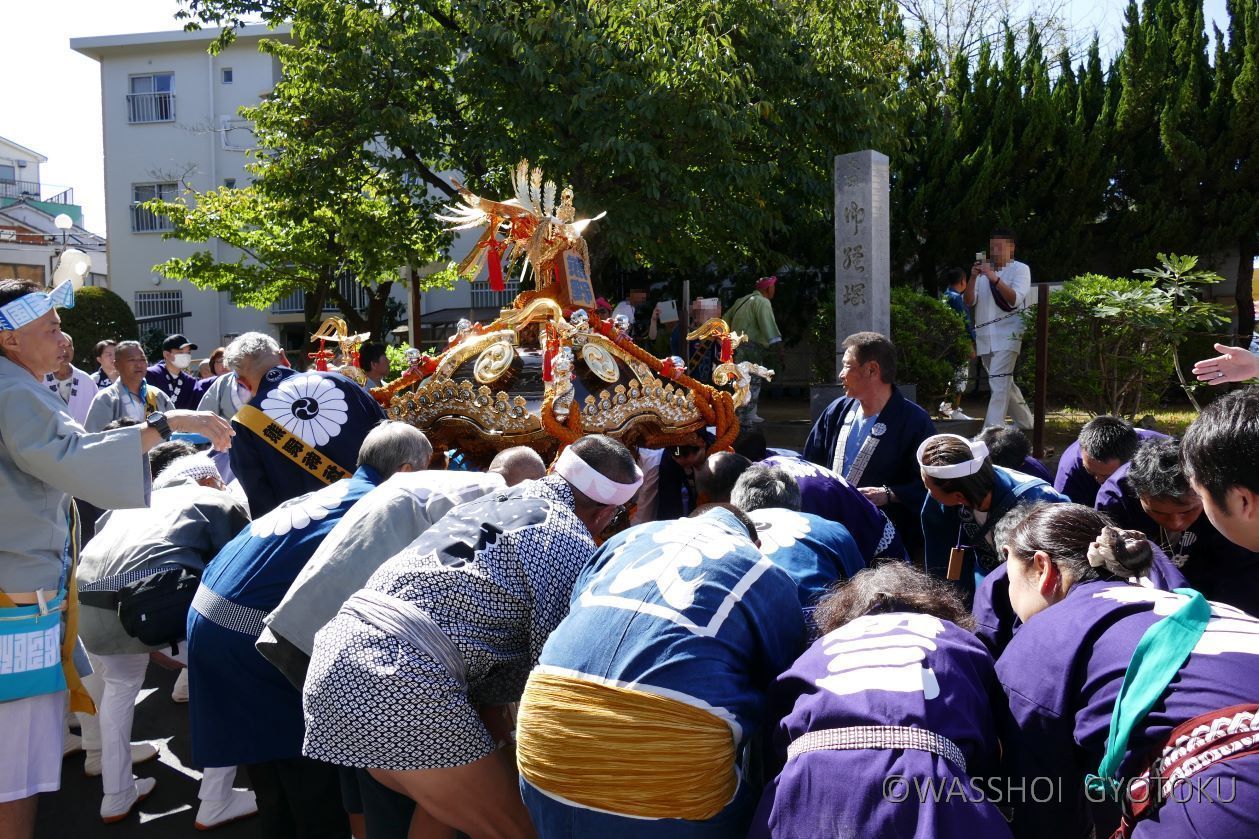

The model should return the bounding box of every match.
[1096,461,1259,617]
[750,613,1012,839]
[972,543,1189,659]
[998,581,1259,837]
[1053,429,1167,507]
[762,455,907,562]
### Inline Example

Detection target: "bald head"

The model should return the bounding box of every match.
[488,446,546,486]
[695,451,752,504]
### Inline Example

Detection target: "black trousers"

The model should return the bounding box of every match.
[338,766,417,839]
[245,756,351,839]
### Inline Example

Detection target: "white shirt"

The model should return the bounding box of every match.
[612,301,636,322]
[973,259,1031,355]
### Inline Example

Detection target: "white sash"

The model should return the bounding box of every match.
[831,407,885,487]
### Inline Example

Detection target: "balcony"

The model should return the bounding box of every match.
[0,180,74,204]
[271,276,374,315]
[126,92,176,124]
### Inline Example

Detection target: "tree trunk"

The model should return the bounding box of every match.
[302,282,329,369]
[1237,242,1255,344]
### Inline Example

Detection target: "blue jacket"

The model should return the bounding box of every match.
[922,466,1068,600]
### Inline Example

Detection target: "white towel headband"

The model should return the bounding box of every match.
[916,434,990,480]
[554,446,644,506]
[0,280,75,332]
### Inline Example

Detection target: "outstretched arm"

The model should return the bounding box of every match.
[1191,343,1259,385]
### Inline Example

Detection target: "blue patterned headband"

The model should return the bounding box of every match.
[0,281,76,331]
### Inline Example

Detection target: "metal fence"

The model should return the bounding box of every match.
[134,291,184,338]
[126,92,176,124]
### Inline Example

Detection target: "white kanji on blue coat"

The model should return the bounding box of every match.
[755,510,812,557]
[815,613,945,700]
[581,518,774,636]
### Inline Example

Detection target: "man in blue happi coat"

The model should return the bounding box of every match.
[187,422,432,839]
[516,503,806,837]
[804,332,934,557]
[222,332,386,518]
[732,464,865,637]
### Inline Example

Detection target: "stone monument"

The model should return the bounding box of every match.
[833,150,890,376]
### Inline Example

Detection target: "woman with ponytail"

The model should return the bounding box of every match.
[996,502,1259,837]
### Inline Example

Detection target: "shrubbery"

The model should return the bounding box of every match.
[58,286,139,370]
[1024,255,1228,417]
[889,287,973,408]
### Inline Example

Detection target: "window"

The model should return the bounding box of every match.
[130,182,178,232]
[223,178,237,189]
[134,290,186,337]
[127,73,175,123]
[220,117,255,151]
[470,277,520,309]
[221,67,233,84]
[0,164,14,184]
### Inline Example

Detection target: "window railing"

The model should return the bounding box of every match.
[271,277,374,314]
[126,92,176,124]
[470,278,520,309]
[130,204,173,233]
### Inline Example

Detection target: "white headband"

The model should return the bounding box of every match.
[0,281,75,332]
[916,434,990,480]
[554,446,644,506]
[154,454,222,489]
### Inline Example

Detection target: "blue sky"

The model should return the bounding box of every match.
[0,0,1236,235]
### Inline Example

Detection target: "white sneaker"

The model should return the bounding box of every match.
[195,789,259,831]
[63,732,84,758]
[85,742,159,777]
[101,777,156,823]
[171,668,190,703]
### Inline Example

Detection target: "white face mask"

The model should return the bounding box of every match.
[173,352,193,369]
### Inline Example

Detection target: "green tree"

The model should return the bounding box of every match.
[151,2,459,343]
[171,0,909,303]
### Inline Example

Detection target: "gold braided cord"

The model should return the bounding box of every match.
[515,671,737,821]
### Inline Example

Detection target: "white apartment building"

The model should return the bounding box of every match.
[71,25,512,355]
[0,136,107,288]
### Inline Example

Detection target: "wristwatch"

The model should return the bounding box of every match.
[146,412,172,441]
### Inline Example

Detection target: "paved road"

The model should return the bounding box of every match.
[38,664,263,838]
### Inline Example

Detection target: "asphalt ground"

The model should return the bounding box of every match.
[38,663,263,839]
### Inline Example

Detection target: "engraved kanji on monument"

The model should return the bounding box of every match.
[833,150,890,377]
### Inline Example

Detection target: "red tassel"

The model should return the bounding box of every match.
[487,240,505,292]
[542,334,555,383]
[720,336,733,364]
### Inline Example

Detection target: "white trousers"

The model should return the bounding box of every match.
[92,652,150,796]
[980,349,1033,430]
[90,651,237,802]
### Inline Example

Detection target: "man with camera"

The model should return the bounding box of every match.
[964,228,1033,430]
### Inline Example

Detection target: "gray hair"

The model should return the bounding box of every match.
[731,464,802,513]
[357,421,432,479]
[114,340,144,355]
[488,446,546,486]
[223,331,283,375]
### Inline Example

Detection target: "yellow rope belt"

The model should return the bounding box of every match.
[515,670,736,821]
